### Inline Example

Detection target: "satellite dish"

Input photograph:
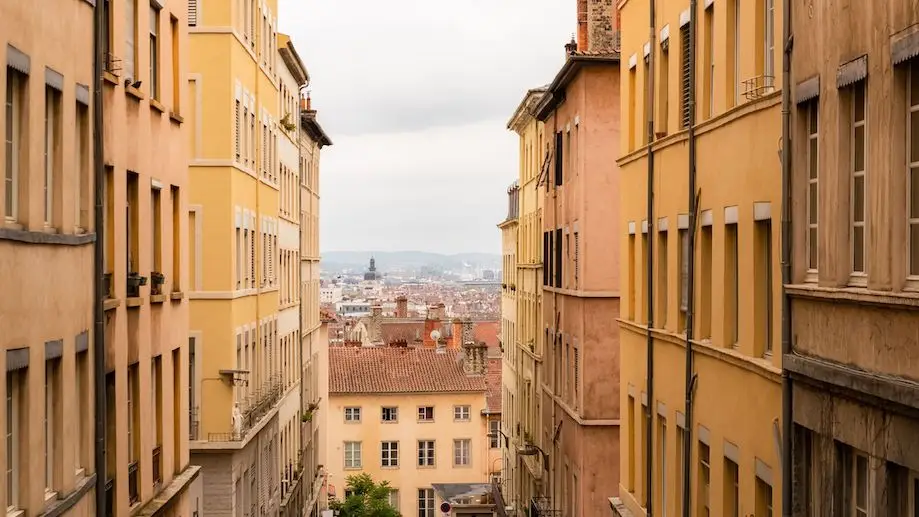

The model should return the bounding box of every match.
[431,330,442,341]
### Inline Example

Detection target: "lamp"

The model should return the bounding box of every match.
[516,443,549,472]
[487,429,510,449]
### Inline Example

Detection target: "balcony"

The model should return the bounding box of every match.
[279,468,305,517]
[529,497,560,517]
[208,373,284,442]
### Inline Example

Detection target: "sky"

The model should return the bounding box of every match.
[278,0,574,255]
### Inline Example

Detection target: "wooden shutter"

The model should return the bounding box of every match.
[555,228,563,287]
[680,25,692,129]
[554,131,564,186]
[235,101,241,160]
[680,230,689,312]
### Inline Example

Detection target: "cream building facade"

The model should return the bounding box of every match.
[2,0,203,514]
[328,345,492,517]
[614,0,784,515]
[504,86,546,513]
[185,0,296,514]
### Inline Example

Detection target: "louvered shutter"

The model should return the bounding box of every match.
[249,223,256,288]
[680,230,689,311]
[554,131,563,186]
[235,101,241,161]
[680,25,691,129]
[187,0,197,26]
[125,0,136,80]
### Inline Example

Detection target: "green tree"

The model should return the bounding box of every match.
[329,473,401,517]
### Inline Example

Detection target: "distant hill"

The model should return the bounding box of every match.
[321,250,501,274]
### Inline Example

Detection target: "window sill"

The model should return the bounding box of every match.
[103,298,120,311]
[43,490,57,504]
[169,111,184,124]
[150,294,167,303]
[125,85,145,101]
[7,509,23,517]
[343,467,362,471]
[126,296,144,308]
[150,98,167,114]
[42,225,58,235]
[0,227,95,246]
[102,71,119,86]
[170,291,184,301]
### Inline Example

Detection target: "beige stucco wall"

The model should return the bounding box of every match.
[327,392,490,515]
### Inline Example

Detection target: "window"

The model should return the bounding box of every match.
[418,488,435,517]
[187,0,197,25]
[44,86,60,227]
[627,396,635,490]
[676,426,686,511]
[128,366,139,464]
[344,406,361,422]
[388,489,399,510]
[417,406,434,422]
[756,220,773,355]
[851,452,869,517]
[724,457,740,517]
[699,225,713,339]
[489,420,500,449]
[45,359,61,492]
[125,0,138,81]
[555,227,563,287]
[554,131,563,186]
[343,441,362,469]
[6,369,22,510]
[725,223,739,346]
[657,229,669,328]
[658,418,667,514]
[680,25,691,129]
[909,60,919,277]
[150,6,160,99]
[453,405,470,422]
[573,231,580,289]
[152,356,163,450]
[659,40,670,134]
[171,16,179,110]
[628,234,636,320]
[417,440,435,467]
[453,439,471,467]
[698,442,711,517]
[704,5,715,118]
[806,99,820,272]
[679,228,689,327]
[755,476,773,517]
[628,67,636,151]
[764,0,775,89]
[76,102,90,230]
[850,81,867,276]
[152,187,162,275]
[235,100,241,161]
[729,0,740,106]
[381,441,399,467]
[5,67,24,222]
[76,349,89,470]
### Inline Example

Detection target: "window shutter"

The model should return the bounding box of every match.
[249,226,256,288]
[555,228,563,287]
[680,230,689,311]
[235,101,241,161]
[125,0,136,80]
[187,0,197,26]
[554,131,564,186]
[680,26,692,129]
[574,232,580,289]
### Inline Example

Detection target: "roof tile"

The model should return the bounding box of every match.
[330,347,488,394]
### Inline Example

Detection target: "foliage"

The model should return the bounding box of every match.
[328,473,401,517]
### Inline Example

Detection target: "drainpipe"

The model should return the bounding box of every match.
[296,80,306,514]
[681,0,699,514]
[645,0,657,515]
[780,0,794,513]
[92,0,108,513]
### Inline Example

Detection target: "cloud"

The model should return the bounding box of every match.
[278,0,574,252]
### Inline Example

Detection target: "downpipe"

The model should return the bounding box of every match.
[645,0,657,514]
[780,0,794,513]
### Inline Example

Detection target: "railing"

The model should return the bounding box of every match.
[279,469,305,517]
[128,461,139,504]
[208,374,284,442]
[152,445,162,485]
[743,74,776,101]
[492,479,508,517]
[530,497,560,517]
[105,478,115,517]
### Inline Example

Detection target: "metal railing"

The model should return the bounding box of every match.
[279,469,305,517]
[529,497,560,517]
[128,461,139,504]
[152,445,162,485]
[743,74,777,100]
[208,374,284,442]
[492,479,508,517]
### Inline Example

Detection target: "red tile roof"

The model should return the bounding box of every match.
[329,347,488,395]
[473,321,499,348]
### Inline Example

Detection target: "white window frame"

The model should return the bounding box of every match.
[764,0,775,90]
[849,81,868,284]
[388,489,399,510]
[344,441,362,469]
[344,406,361,423]
[417,440,435,467]
[806,100,819,280]
[453,438,470,467]
[418,488,435,517]
[907,63,919,287]
[381,441,398,468]
[417,406,434,422]
[453,405,470,422]
[489,419,500,449]
[381,406,398,423]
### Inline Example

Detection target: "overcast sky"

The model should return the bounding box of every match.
[279,0,573,255]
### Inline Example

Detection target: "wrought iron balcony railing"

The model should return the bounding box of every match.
[128,461,139,504]
[208,373,284,442]
[152,445,162,485]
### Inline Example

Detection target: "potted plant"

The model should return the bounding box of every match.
[151,272,166,295]
[307,401,319,412]
[280,113,296,132]
[127,273,147,298]
[301,412,313,422]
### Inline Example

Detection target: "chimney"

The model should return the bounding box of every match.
[395,296,408,318]
[580,0,619,53]
[423,317,439,348]
[565,34,578,56]
[435,337,448,354]
[451,319,464,350]
[462,341,488,376]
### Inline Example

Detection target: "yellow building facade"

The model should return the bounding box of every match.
[614,0,784,515]
[328,345,493,516]
[503,87,546,513]
[185,0,299,514]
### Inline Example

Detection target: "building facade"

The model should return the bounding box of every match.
[535,25,623,515]
[185,0,293,514]
[298,78,332,517]
[497,181,519,507]
[787,3,919,515]
[327,344,492,517]
[614,0,784,515]
[3,0,203,515]
[504,85,547,514]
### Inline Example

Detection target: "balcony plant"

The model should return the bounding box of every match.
[280,113,297,132]
[302,411,313,422]
[151,272,166,295]
[127,273,147,298]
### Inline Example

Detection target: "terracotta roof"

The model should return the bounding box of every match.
[329,347,487,394]
[473,321,499,348]
[486,357,502,414]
